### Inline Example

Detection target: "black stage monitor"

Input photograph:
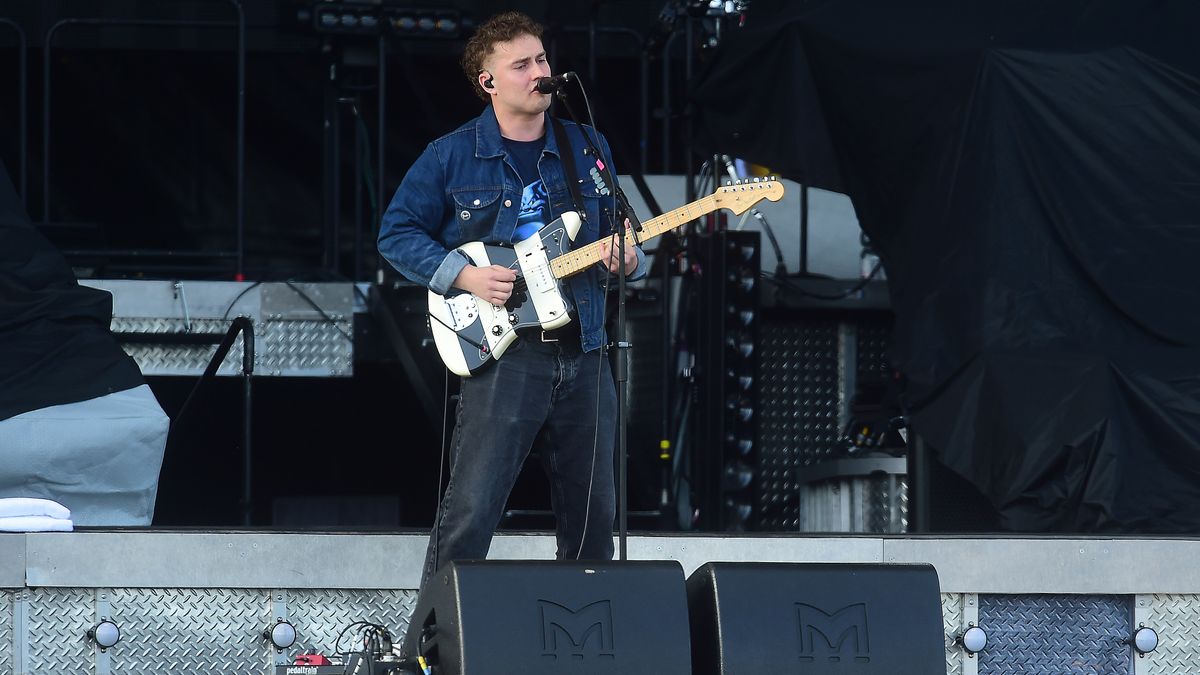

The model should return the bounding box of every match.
[687,562,944,675]
[403,560,692,675]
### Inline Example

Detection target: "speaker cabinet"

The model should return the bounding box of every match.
[403,560,692,675]
[687,562,943,674]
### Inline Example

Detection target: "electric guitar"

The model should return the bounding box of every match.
[428,178,785,376]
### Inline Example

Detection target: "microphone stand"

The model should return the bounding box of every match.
[554,87,634,561]
[614,196,630,561]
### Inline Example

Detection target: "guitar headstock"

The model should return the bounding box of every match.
[714,176,785,215]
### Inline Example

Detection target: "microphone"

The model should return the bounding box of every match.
[535,72,575,94]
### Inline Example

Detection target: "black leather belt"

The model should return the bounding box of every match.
[537,322,580,343]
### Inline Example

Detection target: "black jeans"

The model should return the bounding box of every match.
[421,334,617,587]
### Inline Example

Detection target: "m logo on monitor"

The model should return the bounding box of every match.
[538,599,615,660]
[796,602,870,663]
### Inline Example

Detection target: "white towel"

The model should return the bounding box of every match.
[0,515,74,532]
[0,497,72,520]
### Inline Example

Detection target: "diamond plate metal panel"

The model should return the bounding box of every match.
[1141,593,1200,674]
[942,593,965,675]
[107,588,272,675]
[28,588,94,675]
[112,317,352,377]
[0,591,12,675]
[759,318,841,530]
[979,594,1130,675]
[854,319,893,382]
[287,589,419,655]
[256,318,353,377]
[112,318,240,376]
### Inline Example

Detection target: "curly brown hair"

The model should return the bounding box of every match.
[461,11,545,102]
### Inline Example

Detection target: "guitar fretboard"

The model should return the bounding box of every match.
[549,193,720,279]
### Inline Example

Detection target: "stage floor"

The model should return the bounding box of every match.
[2,530,1196,674]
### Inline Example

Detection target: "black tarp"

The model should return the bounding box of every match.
[0,160,145,422]
[692,0,1200,532]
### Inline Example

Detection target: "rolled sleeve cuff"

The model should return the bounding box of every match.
[429,250,470,296]
[628,246,648,282]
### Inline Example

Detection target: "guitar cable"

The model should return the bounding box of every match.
[576,260,617,561]
[562,73,625,562]
[427,309,487,352]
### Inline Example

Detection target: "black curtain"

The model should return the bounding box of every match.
[692,0,1200,532]
[0,160,145,421]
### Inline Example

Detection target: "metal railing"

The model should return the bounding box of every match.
[118,316,256,526]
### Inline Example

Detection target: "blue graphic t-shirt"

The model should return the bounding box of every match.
[503,136,548,243]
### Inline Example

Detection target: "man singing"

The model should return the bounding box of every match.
[377,11,645,587]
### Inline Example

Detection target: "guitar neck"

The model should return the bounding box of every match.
[549,193,720,279]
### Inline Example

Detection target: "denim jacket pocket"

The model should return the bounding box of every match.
[579,191,606,241]
[450,186,503,243]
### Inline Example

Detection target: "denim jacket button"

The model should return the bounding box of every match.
[472,199,481,206]
[503,199,512,207]
[460,210,471,221]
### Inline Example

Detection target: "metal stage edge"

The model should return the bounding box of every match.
[1,531,1198,674]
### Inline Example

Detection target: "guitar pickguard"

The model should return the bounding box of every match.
[426,216,576,377]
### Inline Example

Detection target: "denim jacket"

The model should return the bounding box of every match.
[378,105,645,353]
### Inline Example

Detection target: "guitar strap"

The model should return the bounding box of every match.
[550,115,587,228]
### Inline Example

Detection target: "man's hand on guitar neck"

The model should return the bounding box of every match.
[453,264,517,306]
[597,222,639,276]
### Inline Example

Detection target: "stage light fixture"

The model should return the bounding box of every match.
[723,461,754,490]
[725,396,753,422]
[1132,625,1159,655]
[726,434,753,455]
[725,334,754,358]
[735,374,753,391]
[297,3,465,38]
[265,619,298,652]
[724,497,752,526]
[957,624,987,656]
[385,8,464,38]
[87,619,121,651]
[685,0,751,19]
[714,230,760,530]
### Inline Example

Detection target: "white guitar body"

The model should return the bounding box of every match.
[428,212,582,377]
